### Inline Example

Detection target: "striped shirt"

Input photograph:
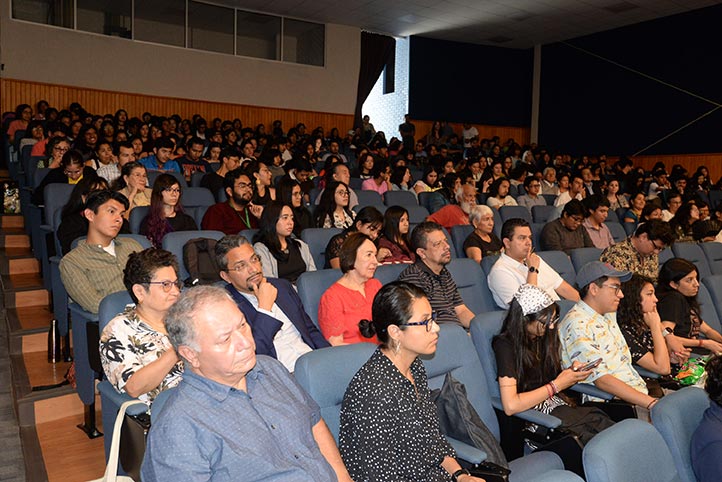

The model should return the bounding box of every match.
[398,260,463,326]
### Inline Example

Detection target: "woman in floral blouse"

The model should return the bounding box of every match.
[99,248,184,404]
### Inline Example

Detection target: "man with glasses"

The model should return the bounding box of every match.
[60,190,143,314]
[600,219,674,283]
[540,199,594,254]
[517,176,547,213]
[215,235,328,372]
[559,261,660,417]
[398,222,476,328]
[201,168,262,234]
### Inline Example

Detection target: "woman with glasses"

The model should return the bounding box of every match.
[340,281,485,482]
[314,180,356,229]
[617,274,672,381]
[657,257,722,356]
[140,174,197,247]
[319,233,382,346]
[32,149,94,205]
[100,248,184,404]
[493,284,613,446]
[252,202,316,285]
[39,136,71,169]
[115,162,152,219]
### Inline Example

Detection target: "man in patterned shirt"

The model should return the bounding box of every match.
[600,219,674,282]
[558,261,659,416]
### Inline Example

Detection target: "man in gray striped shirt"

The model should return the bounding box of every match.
[398,222,476,328]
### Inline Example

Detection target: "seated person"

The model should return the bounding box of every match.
[216,235,329,372]
[115,161,152,219]
[139,174,197,247]
[488,218,579,309]
[314,181,356,229]
[622,192,646,226]
[319,233,382,345]
[141,286,352,481]
[657,258,722,357]
[247,160,276,206]
[600,219,674,283]
[378,206,415,264]
[57,175,131,255]
[559,261,658,414]
[360,160,392,199]
[313,161,359,209]
[325,206,385,269]
[668,201,700,242]
[99,248,184,404]
[277,177,313,236]
[398,222,475,328]
[494,284,614,445]
[87,139,120,184]
[177,136,211,182]
[486,178,518,209]
[32,149,95,205]
[582,194,614,250]
[60,190,143,314]
[252,202,316,284]
[691,354,722,482]
[617,275,672,379]
[426,183,477,231]
[554,173,584,207]
[539,199,594,254]
[340,281,485,482]
[200,147,240,201]
[138,137,181,173]
[464,204,503,263]
[201,168,262,234]
[516,176,546,212]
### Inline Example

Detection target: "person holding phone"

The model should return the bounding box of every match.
[493,284,614,446]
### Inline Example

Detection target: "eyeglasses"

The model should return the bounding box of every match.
[164,188,182,194]
[226,254,261,272]
[601,283,622,295]
[650,239,665,253]
[147,279,183,292]
[236,182,253,190]
[64,169,82,177]
[54,146,70,152]
[401,312,437,331]
[336,190,350,196]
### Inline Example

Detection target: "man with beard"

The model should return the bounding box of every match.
[215,235,329,372]
[201,168,262,234]
[398,222,475,328]
[426,183,477,230]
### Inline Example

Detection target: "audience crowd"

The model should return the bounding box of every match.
[7,99,722,480]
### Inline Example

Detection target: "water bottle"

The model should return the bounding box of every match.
[48,319,61,363]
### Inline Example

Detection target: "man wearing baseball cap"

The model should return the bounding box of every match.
[558,261,660,418]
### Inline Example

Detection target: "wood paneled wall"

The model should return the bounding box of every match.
[1,78,354,133]
[411,120,531,147]
[614,153,722,184]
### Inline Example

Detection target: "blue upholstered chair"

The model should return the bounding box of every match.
[160,230,225,281]
[300,227,342,269]
[296,269,343,328]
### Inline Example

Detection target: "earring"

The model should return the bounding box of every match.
[393,339,401,356]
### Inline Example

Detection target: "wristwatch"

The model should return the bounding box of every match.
[452,468,471,481]
[528,266,538,273]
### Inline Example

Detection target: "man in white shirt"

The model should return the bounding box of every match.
[488,218,580,309]
[462,123,479,149]
[216,235,329,372]
[554,173,585,207]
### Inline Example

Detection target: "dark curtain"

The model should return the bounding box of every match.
[354,32,396,128]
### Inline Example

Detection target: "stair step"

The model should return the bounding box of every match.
[2,272,45,291]
[7,305,54,337]
[4,288,50,308]
[0,246,34,258]
[0,232,31,248]
[1,214,24,229]
[7,257,40,275]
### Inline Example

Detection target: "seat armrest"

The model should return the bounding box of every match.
[447,437,486,464]
[491,397,562,428]
[97,381,147,416]
[570,383,615,401]
[634,365,660,379]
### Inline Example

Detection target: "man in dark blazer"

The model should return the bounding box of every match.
[216,235,329,372]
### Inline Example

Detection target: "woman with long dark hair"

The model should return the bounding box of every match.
[246,159,276,206]
[617,274,671,377]
[252,201,316,285]
[378,206,415,264]
[32,149,95,205]
[314,180,355,229]
[493,284,613,445]
[277,177,313,236]
[140,174,197,247]
[413,165,441,194]
[669,201,700,242]
[657,258,722,356]
[324,206,385,269]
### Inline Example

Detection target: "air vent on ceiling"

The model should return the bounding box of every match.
[602,1,639,14]
[486,35,513,44]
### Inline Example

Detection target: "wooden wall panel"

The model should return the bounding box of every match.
[1,78,354,133]
[630,153,722,185]
[411,120,531,147]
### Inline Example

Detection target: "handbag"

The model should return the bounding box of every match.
[88,400,147,482]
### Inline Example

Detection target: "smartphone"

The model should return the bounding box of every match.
[574,358,602,372]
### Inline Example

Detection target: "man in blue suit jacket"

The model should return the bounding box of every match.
[217,235,329,372]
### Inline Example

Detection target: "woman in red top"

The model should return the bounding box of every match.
[319,233,381,345]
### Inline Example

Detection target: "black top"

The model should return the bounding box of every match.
[339,348,455,482]
[276,239,307,284]
[139,212,198,246]
[252,187,272,206]
[324,231,349,268]
[32,166,96,205]
[462,231,503,258]
[292,207,314,237]
[618,323,653,364]
[200,172,225,202]
[493,336,544,391]
[657,290,701,339]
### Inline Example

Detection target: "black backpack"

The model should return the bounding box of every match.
[182,238,222,286]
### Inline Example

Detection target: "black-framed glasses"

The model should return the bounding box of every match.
[147,279,183,292]
[400,312,437,332]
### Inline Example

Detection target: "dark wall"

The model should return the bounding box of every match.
[540,4,722,156]
[408,36,532,127]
